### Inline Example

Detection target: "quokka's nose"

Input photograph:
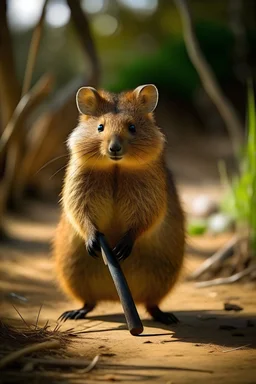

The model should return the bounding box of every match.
[109,139,122,154]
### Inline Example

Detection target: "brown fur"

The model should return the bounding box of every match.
[53,86,185,310]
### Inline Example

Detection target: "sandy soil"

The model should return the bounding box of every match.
[0,196,255,384]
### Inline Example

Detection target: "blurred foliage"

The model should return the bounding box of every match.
[187,218,207,236]
[221,83,256,255]
[107,21,240,99]
[8,0,256,102]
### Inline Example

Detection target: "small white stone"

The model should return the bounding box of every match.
[191,195,218,218]
[208,213,233,234]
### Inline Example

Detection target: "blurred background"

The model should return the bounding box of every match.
[0,0,255,205]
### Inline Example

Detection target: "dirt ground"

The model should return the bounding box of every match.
[0,185,255,384]
[0,131,255,383]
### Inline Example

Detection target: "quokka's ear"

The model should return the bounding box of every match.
[133,84,159,113]
[76,86,102,115]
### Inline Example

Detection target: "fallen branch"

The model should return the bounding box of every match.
[195,264,256,288]
[189,236,237,280]
[77,355,99,373]
[15,357,213,374]
[186,244,218,257]
[174,0,244,156]
[222,344,251,353]
[20,355,99,371]
[0,340,60,370]
[0,73,53,155]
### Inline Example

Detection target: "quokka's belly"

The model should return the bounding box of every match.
[70,236,182,305]
[56,214,184,305]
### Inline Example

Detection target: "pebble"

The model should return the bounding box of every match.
[207,213,234,234]
[191,195,219,218]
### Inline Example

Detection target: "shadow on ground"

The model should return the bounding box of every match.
[81,311,256,349]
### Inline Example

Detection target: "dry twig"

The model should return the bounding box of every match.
[15,76,84,199]
[0,73,53,155]
[0,340,60,370]
[66,0,100,86]
[22,0,49,96]
[0,74,53,221]
[174,0,244,156]
[78,355,100,373]
[222,344,251,353]
[12,305,32,330]
[189,236,237,280]
[20,355,100,370]
[195,264,256,288]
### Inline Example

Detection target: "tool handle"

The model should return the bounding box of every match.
[98,233,143,336]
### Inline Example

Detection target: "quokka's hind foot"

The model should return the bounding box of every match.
[146,305,179,325]
[58,303,96,322]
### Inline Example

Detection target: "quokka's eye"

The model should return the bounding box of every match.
[98,124,104,132]
[128,124,136,133]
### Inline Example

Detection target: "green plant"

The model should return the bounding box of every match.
[220,82,256,257]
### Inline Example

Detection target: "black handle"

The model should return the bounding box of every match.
[98,233,143,336]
